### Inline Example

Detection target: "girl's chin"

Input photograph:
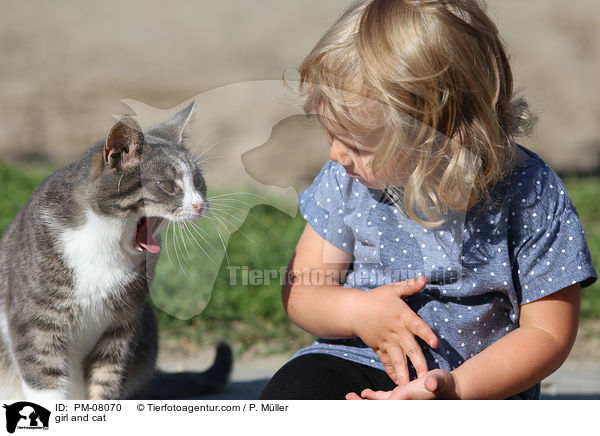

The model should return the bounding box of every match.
[355,178,381,189]
[346,170,390,189]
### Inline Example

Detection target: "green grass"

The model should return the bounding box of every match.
[560,175,600,318]
[0,162,54,231]
[0,161,598,355]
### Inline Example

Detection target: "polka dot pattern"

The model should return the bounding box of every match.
[294,154,597,400]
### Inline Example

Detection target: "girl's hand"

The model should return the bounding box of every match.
[345,369,458,400]
[351,276,438,384]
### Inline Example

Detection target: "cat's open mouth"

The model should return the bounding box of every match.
[134,217,163,254]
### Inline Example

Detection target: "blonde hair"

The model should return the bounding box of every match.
[300,0,536,227]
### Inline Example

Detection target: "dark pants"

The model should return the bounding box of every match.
[259,353,396,400]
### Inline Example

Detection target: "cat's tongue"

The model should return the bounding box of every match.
[137,217,161,254]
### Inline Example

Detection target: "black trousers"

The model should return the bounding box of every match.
[259,353,396,400]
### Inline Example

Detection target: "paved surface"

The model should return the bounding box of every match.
[158,322,600,400]
[541,364,600,400]
[200,357,600,400]
[158,351,600,400]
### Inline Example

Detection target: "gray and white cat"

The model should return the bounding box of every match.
[0,102,231,400]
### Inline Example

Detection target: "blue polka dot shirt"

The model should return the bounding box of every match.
[292,146,597,399]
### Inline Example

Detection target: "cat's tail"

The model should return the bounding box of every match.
[145,341,233,399]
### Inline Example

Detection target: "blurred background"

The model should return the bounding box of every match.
[0,0,598,398]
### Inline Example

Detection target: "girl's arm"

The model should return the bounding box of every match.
[282,223,356,339]
[350,283,580,399]
[284,224,438,383]
[451,283,580,399]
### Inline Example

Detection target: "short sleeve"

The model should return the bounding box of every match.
[298,161,355,253]
[510,168,597,304]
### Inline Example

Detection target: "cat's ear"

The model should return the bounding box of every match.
[145,101,195,144]
[104,116,145,171]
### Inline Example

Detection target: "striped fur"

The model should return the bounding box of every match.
[0,103,217,400]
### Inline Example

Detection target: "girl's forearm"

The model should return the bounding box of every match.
[451,285,580,399]
[451,325,572,399]
[283,281,363,339]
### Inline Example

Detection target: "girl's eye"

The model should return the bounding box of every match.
[326,131,364,152]
[157,180,181,195]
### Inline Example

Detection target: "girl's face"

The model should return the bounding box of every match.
[324,126,380,188]
[319,107,409,189]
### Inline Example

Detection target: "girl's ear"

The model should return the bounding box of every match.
[104,116,145,171]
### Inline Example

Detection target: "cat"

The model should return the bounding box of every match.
[0,102,231,400]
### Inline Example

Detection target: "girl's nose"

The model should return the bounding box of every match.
[329,139,352,166]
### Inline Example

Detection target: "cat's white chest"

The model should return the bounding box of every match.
[59,210,140,299]
[57,210,140,399]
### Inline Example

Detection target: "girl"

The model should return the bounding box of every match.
[260,0,597,399]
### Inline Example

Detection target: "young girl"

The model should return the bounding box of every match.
[260,0,597,400]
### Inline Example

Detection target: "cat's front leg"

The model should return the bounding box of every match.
[9,319,71,401]
[84,324,135,400]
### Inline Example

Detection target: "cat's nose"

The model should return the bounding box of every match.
[192,202,204,216]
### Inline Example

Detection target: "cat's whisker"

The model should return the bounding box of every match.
[209,208,246,226]
[186,220,219,252]
[207,205,253,216]
[208,196,250,200]
[207,204,249,215]
[194,136,240,162]
[193,122,226,150]
[179,221,193,258]
[193,156,219,169]
[164,222,176,269]
[208,208,252,222]
[194,153,221,162]
[207,215,233,239]
[210,211,258,245]
[206,213,234,234]
[208,192,269,207]
[208,208,246,227]
[194,157,220,168]
[208,198,254,209]
[169,222,191,276]
[198,217,230,266]
[208,197,252,203]
[207,199,256,217]
[172,221,186,271]
[217,231,230,268]
[208,192,267,201]
[176,222,193,264]
[182,221,219,266]
[169,221,180,268]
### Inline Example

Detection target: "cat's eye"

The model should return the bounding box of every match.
[157,180,181,196]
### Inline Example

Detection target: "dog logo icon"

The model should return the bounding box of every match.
[3,402,50,434]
